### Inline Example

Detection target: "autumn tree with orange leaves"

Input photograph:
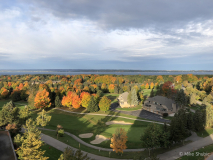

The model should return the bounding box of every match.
[145,83,149,89]
[110,128,127,154]
[61,91,76,108]
[72,95,81,109]
[34,89,51,109]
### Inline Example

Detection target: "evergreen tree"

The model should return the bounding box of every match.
[87,96,99,112]
[119,88,123,94]
[55,95,62,108]
[131,88,138,106]
[0,101,20,127]
[36,109,51,127]
[187,112,194,131]
[127,91,132,106]
[15,119,48,160]
[150,88,155,97]
[114,85,118,94]
[140,123,161,156]
[58,147,92,160]
[205,103,213,128]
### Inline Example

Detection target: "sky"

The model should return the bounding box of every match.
[0,0,213,70]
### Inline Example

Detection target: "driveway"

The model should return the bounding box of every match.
[111,103,170,123]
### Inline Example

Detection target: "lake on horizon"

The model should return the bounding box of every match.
[0,71,213,76]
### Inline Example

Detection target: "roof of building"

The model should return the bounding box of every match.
[118,92,129,102]
[145,96,175,110]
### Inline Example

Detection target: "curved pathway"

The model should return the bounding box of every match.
[55,108,166,125]
[41,133,129,160]
[158,134,213,160]
[39,128,145,152]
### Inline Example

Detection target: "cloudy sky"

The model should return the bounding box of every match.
[0,0,213,70]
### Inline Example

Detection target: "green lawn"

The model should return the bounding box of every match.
[41,129,192,160]
[41,144,63,160]
[0,99,27,110]
[116,105,143,111]
[196,127,213,138]
[178,143,213,160]
[142,89,157,97]
[102,93,119,103]
[35,109,160,149]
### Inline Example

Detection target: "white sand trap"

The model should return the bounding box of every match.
[90,135,110,144]
[79,133,93,138]
[105,121,133,125]
[169,113,175,117]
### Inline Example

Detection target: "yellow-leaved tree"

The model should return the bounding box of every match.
[15,118,49,160]
[110,128,127,154]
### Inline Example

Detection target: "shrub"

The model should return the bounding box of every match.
[58,129,64,137]
[163,113,168,118]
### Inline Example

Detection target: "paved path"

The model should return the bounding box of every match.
[185,131,203,142]
[158,134,213,160]
[55,108,166,125]
[110,103,170,123]
[39,128,145,152]
[41,133,130,160]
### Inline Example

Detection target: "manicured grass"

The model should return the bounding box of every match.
[196,128,213,138]
[102,93,119,103]
[41,130,143,159]
[37,109,161,149]
[0,99,27,110]
[41,129,192,160]
[41,144,63,160]
[142,89,157,97]
[164,116,173,121]
[178,143,213,160]
[116,105,143,111]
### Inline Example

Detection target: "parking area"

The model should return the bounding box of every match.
[111,103,170,123]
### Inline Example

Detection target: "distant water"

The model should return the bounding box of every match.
[0,71,213,76]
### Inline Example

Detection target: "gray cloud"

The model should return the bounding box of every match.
[19,0,213,30]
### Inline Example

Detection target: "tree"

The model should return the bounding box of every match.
[87,96,99,112]
[11,91,21,102]
[99,96,111,112]
[58,147,92,160]
[80,92,91,108]
[131,88,138,106]
[34,89,51,109]
[61,91,75,108]
[140,123,161,156]
[145,83,149,89]
[114,85,118,94]
[0,101,20,128]
[19,106,32,125]
[150,82,154,89]
[127,91,132,106]
[175,89,187,108]
[110,128,127,154]
[36,109,51,127]
[55,96,62,108]
[72,95,81,109]
[15,119,48,160]
[189,93,196,105]
[150,89,155,97]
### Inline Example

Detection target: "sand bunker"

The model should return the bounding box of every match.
[105,121,133,125]
[79,133,93,138]
[169,113,175,117]
[90,135,110,144]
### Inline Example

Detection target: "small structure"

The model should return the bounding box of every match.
[143,96,178,115]
[117,92,131,108]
